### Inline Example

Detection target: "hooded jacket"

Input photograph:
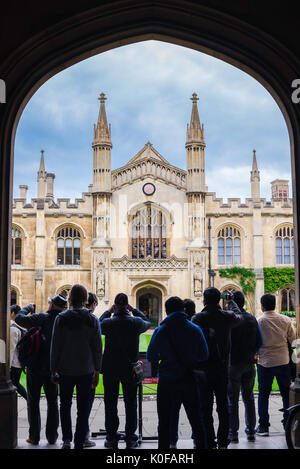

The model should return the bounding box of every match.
[147,311,208,381]
[50,308,102,376]
[230,307,263,365]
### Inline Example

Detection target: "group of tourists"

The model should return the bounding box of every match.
[10,283,296,450]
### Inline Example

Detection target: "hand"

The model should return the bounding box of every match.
[109,305,115,314]
[92,371,100,389]
[127,304,134,312]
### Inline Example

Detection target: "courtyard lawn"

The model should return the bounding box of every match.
[19,332,279,395]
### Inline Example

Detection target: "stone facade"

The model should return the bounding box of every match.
[11,93,294,322]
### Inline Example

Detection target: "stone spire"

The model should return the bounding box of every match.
[250,149,260,201]
[186,92,204,143]
[37,149,47,198]
[186,93,206,193]
[92,93,112,192]
[93,92,111,145]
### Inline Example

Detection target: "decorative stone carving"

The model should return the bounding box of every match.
[194,270,203,296]
[111,255,188,270]
[96,268,105,297]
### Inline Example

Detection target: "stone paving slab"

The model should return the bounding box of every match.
[15,393,288,450]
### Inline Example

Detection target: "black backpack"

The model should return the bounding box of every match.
[202,327,224,368]
[16,326,46,370]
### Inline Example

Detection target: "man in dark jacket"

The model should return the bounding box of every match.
[15,294,67,445]
[228,291,263,443]
[192,287,243,449]
[147,296,208,449]
[100,293,150,449]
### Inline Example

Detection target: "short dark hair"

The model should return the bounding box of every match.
[233,291,245,309]
[114,293,128,308]
[183,298,196,318]
[261,293,276,311]
[87,292,98,307]
[203,287,221,305]
[69,284,88,308]
[165,296,184,315]
[10,304,21,315]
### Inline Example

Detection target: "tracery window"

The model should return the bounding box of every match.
[217,226,241,265]
[57,226,81,265]
[280,287,295,312]
[11,226,22,265]
[275,225,294,265]
[131,205,167,259]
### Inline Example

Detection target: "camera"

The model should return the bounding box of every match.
[220,292,233,301]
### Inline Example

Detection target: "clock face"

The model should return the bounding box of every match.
[142,183,156,196]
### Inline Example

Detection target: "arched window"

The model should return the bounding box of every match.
[217,226,241,265]
[57,285,71,299]
[11,288,18,306]
[57,226,81,265]
[11,226,22,265]
[131,205,167,259]
[275,225,294,265]
[280,287,295,312]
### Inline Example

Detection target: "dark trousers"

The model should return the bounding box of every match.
[103,373,138,442]
[228,362,256,436]
[11,367,27,400]
[59,373,94,449]
[257,363,291,428]
[157,376,207,449]
[26,369,59,443]
[203,367,229,448]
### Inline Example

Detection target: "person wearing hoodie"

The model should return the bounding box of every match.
[50,284,102,450]
[191,287,243,449]
[100,293,150,449]
[147,296,209,450]
[15,294,68,446]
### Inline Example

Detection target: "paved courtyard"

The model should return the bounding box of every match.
[15,391,288,450]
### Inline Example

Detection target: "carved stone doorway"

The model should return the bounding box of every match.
[136,286,162,327]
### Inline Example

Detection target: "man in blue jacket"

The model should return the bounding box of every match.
[147,296,208,449]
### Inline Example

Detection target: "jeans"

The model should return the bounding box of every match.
[203,367,229,448]
[11,367,27,400]
[26,369,59,443]
[257,364,291,428]
[228,362,256,436]
[103,373,138,442]
[157,375,207,449]
[59,373,94,449]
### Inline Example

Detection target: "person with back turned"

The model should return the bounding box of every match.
[15,294,67,446]
[100,293,150,449]
[192,287,243,449]
[228,290,263,443]
[147,296,209,449]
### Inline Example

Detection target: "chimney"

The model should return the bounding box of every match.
[46,173,55,199]
[19,185,28,200]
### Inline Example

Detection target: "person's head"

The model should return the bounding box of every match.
[165,296,184,315]
[69,284,88,309]
[183,298,196,319]
[49,294,68,311]
[261,293,276,312]
[114,293,128,311]
[203,287,221,306]
[87,292,98,312]
[10,304,21,321]
[233,290,245,310]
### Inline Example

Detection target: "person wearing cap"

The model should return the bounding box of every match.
[15,294,67,446]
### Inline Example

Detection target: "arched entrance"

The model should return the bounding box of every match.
[136,286,162,327]
[1,1,300,449]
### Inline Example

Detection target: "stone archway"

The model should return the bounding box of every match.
[136,285,163,327]
[1,1,300,449]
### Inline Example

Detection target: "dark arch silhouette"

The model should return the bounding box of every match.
[1,1,300,448]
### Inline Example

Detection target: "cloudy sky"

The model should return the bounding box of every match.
[14,40,291,202]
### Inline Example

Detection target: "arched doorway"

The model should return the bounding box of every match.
[136,286,162,327]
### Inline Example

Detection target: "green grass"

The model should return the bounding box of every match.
[19,333,279,394]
